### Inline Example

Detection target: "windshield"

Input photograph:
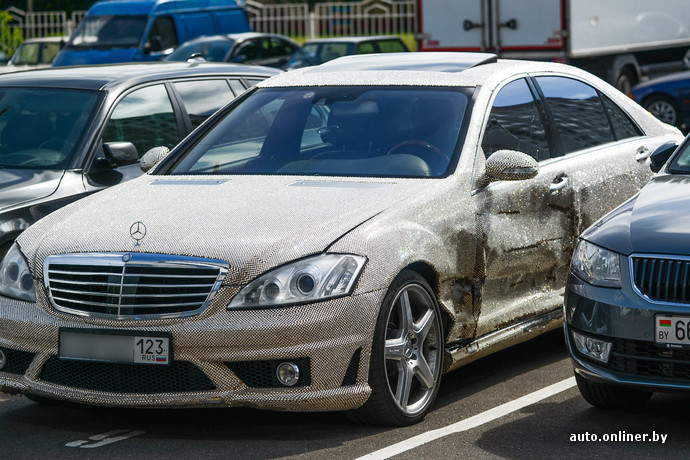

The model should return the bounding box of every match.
[9,42,61,65]
[0,88,100,169]
[669,140,690,174]
[69,16,148,48]
[167,86,469,178]
[165,40,233,62]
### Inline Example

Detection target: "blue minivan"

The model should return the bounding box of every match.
[53,0,251,66]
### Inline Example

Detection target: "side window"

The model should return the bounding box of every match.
[228,79,247,95]
[482,78,550,161]
[319,43,348,63]
[148,16,178,51]
[174,80,236,129]
[102,85,179,157]
[601,94,643,140]
[272,37,297,56]
[41,42,61,64]
[536,76,615,154]
[378,40,407,53]
[245,78,265,88]
[357,42,376,54]
[235,39,260,61]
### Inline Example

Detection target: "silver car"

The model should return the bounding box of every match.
[0,53,681,425]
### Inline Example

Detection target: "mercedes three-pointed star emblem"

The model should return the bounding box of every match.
[129,221,147,246]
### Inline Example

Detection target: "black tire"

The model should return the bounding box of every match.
[644,94,682,128]
[575,373,651,410]
[615,68,636,95]
[348,270,444,426]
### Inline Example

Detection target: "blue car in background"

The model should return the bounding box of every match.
[53,0,251,66]
[632,71,690,131]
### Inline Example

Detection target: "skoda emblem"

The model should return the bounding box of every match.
[130,221,147,246]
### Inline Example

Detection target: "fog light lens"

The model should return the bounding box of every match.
[276,362,300,386]
[0,349,6,370]
[572,330,612,364]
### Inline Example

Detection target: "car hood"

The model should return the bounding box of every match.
[583,174,690,256]
[19,175,426,283]
[0,169,64,212]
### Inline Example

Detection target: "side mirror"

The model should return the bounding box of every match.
[140,146,170,172]
[103,141,138,166]
[483,150,538,184]
[231,54,247,63]
[649,141,679,173]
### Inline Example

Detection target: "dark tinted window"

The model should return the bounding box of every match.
[174,80,236,129]
[235,39,261,61]
[71,16,147,48]
[482,78,550,161]
[601,95,642,140]
[0,88,99,169]
[148,16,178,51]
[269,37,297,56]
[536,77,615,154]
[102,85,179,157]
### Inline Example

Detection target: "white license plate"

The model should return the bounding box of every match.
[655,315,690,345]
[59,330,171,365]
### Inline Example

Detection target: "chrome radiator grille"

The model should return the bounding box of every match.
[44,253,228,319]
[631,255,690,304]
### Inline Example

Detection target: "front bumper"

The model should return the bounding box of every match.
[565,270,690,392]
[0,286,385,411]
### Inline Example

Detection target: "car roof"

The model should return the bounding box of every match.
[0,61,281,91]
[303,35,405,45]
[17,36,69,44]
[260,52,594,88]
[181,32,297,46]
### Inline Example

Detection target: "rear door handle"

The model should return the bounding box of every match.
[549,176,569,192]
[636,146,651,162]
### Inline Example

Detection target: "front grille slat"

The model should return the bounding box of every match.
[45,253,228,319]
[631,255,690,305]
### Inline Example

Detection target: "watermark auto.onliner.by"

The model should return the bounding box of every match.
[570,431,667,444]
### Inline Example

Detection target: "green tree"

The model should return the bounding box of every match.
[0,11,23,56]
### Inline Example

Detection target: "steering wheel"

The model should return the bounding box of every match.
[386,139,449,163]
[1,152,45,166]
[38,138,66,150]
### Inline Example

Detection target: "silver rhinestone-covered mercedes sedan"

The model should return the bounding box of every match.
[0,53,683,425]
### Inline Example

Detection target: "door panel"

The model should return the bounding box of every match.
[419,0,486,51]
[474,162,574,337]
[493,0,563,51]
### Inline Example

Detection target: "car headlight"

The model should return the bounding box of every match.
[228,253,366,309]
[0,243,36,302]
[571,240,621,288]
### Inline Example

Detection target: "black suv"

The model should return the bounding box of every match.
[0,61,279,257]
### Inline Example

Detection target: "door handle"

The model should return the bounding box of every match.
[636,146,651,162]
[549,176,569,192]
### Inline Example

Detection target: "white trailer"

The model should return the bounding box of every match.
[416,0,690,92]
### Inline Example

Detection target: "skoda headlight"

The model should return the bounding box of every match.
[0,243,36,302]
[571,240,621,288]
[228,254,366,309]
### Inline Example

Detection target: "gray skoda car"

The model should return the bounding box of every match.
[0,53,681,425]
[0,62,279,259]
[566,134,690,409]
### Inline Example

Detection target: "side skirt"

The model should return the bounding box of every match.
[444,307,563,373]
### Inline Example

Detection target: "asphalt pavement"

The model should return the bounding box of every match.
[2,329,690,459]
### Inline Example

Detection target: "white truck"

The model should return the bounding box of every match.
[416,0,690,92]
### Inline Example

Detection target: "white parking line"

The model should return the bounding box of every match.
[66,430,145,448]
[357,376,576,460]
